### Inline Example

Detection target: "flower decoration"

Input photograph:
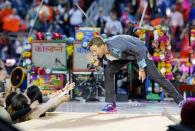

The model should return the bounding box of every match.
[152,25,174,80]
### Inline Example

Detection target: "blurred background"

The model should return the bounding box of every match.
[0,0,194,65]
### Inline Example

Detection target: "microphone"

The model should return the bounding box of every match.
[55,58,60,63]
[55,58,66,68]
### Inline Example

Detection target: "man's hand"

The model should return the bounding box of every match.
[138,69,146,83]
[93,59,100,67]
[87,53,100,67]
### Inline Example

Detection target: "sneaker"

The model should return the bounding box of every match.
[98,103,117,114]
[178,100,186,107]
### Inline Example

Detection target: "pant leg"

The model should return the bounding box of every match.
[105,60,130,103]
[145,58,184,104]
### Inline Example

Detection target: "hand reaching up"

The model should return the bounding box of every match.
[48,82,75,99]
[62,82,75,92]
[54,82,75,98]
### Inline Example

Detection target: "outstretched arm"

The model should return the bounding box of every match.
[28,83,75,119]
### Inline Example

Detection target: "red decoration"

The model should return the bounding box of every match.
[36,32,45,40]
[92,31,99,37]
[31,66,38,74]
[52,33,62,40]
[37,67,45,75]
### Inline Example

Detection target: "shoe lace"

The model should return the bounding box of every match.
[178,100,185,107]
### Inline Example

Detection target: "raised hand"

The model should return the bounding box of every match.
[56,82,75,97]
[62,82,75,92]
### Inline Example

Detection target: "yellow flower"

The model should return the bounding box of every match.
[185,62,191,67]
[27,37,33,43]
[159,31,164,37]
[22,51,31,58]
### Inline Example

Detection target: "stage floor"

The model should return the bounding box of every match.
[55,100,180,114]
[15,101,181,131]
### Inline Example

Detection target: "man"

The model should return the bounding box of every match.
[88,35,184,113]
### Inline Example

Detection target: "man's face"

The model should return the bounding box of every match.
[90,45,105,58]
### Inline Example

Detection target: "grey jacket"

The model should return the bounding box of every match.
[105,35,148,69]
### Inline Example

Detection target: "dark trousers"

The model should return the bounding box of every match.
[104,58,184,104]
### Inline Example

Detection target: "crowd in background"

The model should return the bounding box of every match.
[0,0,195,68]
[97,0,195,52]
[0,0,92,66]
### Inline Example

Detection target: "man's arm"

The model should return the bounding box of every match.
[129,37,147,82]
[128,36,147,69]
[120,35,148,82]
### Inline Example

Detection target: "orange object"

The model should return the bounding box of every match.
[180,35,189,58]
[48,6,53,22]
[2,17,20,32]
[20,23,27,31]
[151,18,161,26]
[0,8,12,22]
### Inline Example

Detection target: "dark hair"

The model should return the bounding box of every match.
[26,85,43,103]
[88,36,105,47]
[181,100,195,129]
[11,94,29,111]
[5,92,17,109]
